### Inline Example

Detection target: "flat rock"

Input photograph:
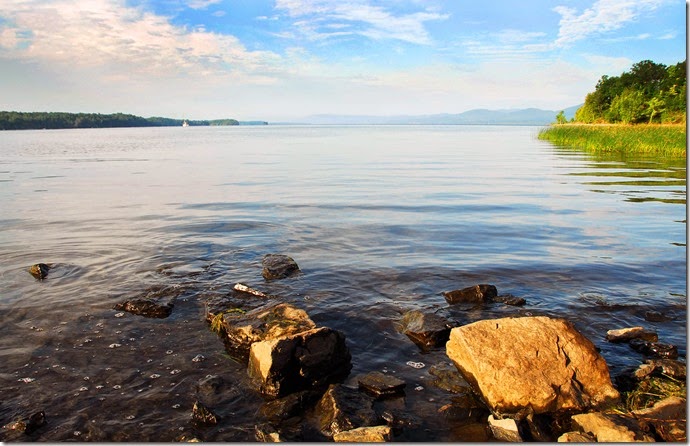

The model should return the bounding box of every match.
[487,415,522,442]
[317,384,378,436]
[262,254,300,280]
[398,310,453,350]
[570,412,654,442]
[215,302,316,357]
[629,339,678,359]
[333,425,392,442]
[28,263,51,280]
[606,326,658,343]
[446,316,620,414]
[248,327,352,398]
[113,298,173,318]
[357,371,406,398]
[493,293,526,306]
[443,284,497,304]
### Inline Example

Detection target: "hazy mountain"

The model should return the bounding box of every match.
[293,105,582,125]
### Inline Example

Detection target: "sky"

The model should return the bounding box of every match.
[0,0,685,121]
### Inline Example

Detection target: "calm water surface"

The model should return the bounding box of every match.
[0,125,686,441]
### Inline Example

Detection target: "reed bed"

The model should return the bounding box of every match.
[538,124,686,157]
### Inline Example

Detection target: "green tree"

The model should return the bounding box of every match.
[607,89,647,124]
[555,110,567,124]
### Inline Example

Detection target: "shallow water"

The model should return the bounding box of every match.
[0,125,686,441]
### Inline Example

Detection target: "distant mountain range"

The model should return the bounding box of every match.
[289,105,582,125]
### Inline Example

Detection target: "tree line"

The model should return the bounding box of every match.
[556,59,686,125]
[0,111,240,130]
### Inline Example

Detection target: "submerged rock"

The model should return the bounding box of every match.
[446,316,620,415]
[257,390,320,421]
[428,362,472,394]
[606,326,658,343]
[113,298,174,318]
[443,284,497,304]
[317,384,378,436]
[191,401,219,426]
[398,310,453,350]
[28,263,51,280]
[493,293,526,306]
[262,254,300,280]
[248,327,352,398]
[357,371,406,399]
[629,339,679,359]
[332,425,392,442]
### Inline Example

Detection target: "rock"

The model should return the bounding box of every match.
[357,371,406,399]
[632,363,656,380]
[317,384,378,436]
[215,302,316,357]
[248,327,352,398]
[332,425,392,442]
[24,411,46,434]
[191,401,219,426]
[443,284,497,304]
[255,424,282,442]
[428,362,472,394]
[646,358,686,379]
[233,282,272,298]
[488,415,522,442]
[644,310,669,322]
[629,339,678,359]
[493,293,526,306]
[262,254,300,280]
[28,263,50,280]
[570,412,654,442]
[398,310,453,350]
[606,326,658,343]
[557,431,595,442]
[437,395,488,423]
[632,396,687,442]
[113,298,173,318]
[446,316,620,414]
[195,375,225,395]
[257,390,319,421]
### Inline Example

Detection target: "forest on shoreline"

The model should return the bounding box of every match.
[0,111,242,130]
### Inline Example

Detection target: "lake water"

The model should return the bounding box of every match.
[0,125,686,441]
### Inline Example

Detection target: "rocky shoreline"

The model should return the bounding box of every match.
[5,256,686,442]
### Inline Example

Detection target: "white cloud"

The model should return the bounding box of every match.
[274,0,448,45]
[553,0,667,46]
[187,0,222,10]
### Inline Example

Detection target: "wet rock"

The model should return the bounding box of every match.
[632,396,687,442]
[443,284,497,304]
[262,254,300,280]
[446,316,620,414]
[317,384,378,436]
[25,411,46,434]
[357,371,406,399]
[28,263,50,280]
[255,424,282,442]
[379,409,421,433]
[629,339,679,359]
[557,431,595,442]
[606,326,658,343]
[646,358,686,379]
[191,401,219,426]
[488,415,522,442]
[248,327,352,398]
[493,293,526,306]
[570,412,654,442]
[644,310,670,322]
[332,425,392,442]
[257,390,319,421]
[195,375,225,395]
[113,298,174,318]
[428,362,472,394]
[437,395,488,423]
[233,282,272,298]
[632,363,657,381]
[398,310,453,350]
[213,302,316,357]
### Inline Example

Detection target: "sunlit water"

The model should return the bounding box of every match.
[0,125,686,441]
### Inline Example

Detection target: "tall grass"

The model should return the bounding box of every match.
[538,124,686,157]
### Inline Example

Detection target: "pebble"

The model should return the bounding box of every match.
[406,361,425,369]
[192,354,205,363]
[114,312,125,318]
[109,343,122,349]
[18,377,36,383]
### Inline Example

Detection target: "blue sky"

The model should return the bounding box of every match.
[0,0,685,120]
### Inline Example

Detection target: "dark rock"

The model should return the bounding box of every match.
[25,411,46,434]
[113,298,173,318]
[606,326,658,343]
[257,390,319,421]
[248,327,352,398]
[398,310,453,351]
[629,339,679,359]
[443,284,497,304]
[379,410,421,432]
[357,371,406,399]
[646,359,686,379]
[262,254,300,280]
[437,395,488,423]
[493,293,526,306]
[255,423,282,442]
[28,263,50,280]
[428,362,472,394]
[195,375,225,395]
[644,310,670,322]
[191,401,219,426]
[317,384,378,436]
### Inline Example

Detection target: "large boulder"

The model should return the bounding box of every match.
[248,327,352,398]
[398,310,454,350]
[262,254,300,280]
[446,316,620,414]
[213,302,316,357]
[443,284,497,304]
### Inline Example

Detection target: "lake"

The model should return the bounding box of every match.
[0,125,686,441]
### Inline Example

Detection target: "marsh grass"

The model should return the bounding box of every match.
[611,374,687,414]
[538,124,686,157]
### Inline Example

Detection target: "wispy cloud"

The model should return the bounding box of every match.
[186,0,222,10]
[553,0,667,46]
[274,0,448,45]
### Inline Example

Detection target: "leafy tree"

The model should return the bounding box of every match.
[607,89,646,124]
[555,110,567,124]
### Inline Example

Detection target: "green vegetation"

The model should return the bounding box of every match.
[0,111,240,130]
[538,124,686,157]
[612,374,687,413]
[573,59,686,124]
[209,308,246,335]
